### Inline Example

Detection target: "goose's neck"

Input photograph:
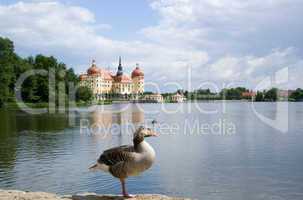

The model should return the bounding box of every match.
[135,140,155,154]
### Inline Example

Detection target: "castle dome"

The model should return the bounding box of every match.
[87,60,100,75]
[131,64,144,78]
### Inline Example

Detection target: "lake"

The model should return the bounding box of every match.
[0,102,302,200]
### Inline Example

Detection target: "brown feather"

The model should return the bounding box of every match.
[98,145,135,166]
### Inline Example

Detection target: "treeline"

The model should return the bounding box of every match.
[289,88,303,101]
[177,87,249,100]
[0,37,90,108]
[175,87,303,101]
[250,88,303,102]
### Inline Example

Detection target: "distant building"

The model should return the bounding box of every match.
[79,57,144,100]
[143,93,164,103]
[171,93,186,103]
[278,89,295,101]
[241,91,256,100]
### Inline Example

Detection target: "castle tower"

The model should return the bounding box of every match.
[116,56,123,76]
[131,63,144,95]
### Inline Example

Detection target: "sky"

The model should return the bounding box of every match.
[0,0,302,92]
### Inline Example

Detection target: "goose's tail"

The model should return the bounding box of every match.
[89,163,109,172]
[89,163,99,172]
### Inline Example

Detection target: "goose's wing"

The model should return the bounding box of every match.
[98,145,135,166]
[103,145,135,154]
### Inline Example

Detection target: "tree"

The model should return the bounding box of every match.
[143,91,153,95]
[289,88,303,101]
[76,86,93,102]
[0,37,18,106]
[0,37,79,107]
[184,90,189,98]
[255,91,264,101]
[220,87,248,100]
[65,68,78,85]
[264,88,278,101]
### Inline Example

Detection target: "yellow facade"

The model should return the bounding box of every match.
[79,59,144,99]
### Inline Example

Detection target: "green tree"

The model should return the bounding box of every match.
[264,88,278,101]
[289,88,303,101]
[191,88,209,100]
[143,91,153,95]
[255,91,264,101]
[0,37,79,107]
[76,86,93,102]
[220,87,248,100]
[65,68,78,86]
[0,37,18,106]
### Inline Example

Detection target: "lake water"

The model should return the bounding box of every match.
[0,102,303,200]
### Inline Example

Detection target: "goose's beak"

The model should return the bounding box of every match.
[150,131,159,137]
[146,129,159,137]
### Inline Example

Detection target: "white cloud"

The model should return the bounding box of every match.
[143,0,303,89]
[205,48,303,89]
[144,0,303,53]
[0,1,209,86]
[0,0,302,91]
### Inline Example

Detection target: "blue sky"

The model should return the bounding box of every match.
[60,0,158,40]
[0,0,302,92]
[1,0,157,40]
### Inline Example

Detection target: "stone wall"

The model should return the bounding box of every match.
[0,190,190,200]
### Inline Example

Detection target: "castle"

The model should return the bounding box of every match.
[79,57,144,100]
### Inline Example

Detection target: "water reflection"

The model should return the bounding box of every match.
[0,103,303,200]
[0,104,146,192]
[87,105,144,135]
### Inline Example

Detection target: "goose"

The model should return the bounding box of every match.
[89,126,158,198]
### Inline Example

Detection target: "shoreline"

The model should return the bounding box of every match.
[0,189,190,200]
[1,100,300,112]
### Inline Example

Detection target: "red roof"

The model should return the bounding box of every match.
[87,65,100,75]
[85,60,115,80]
[114,74,132,83]
[99,68,113,80]
[83,60,138,83]
[79,74,87,81]
[242,91,256,97]
[131,66,144,78]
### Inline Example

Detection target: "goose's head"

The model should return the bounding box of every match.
[133,126,158,146]
[135,126,158,138]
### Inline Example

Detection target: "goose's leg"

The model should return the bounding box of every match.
[120,179,135,198]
